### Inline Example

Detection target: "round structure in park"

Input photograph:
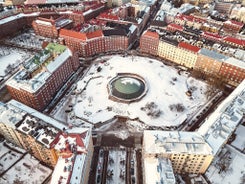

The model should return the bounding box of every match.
[108,73,147,103]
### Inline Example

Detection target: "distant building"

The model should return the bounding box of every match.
[214,1,235,14]
[32,16,73,39]
[143,131,213,174]
[223,36,245,49]
[60,23,137,57]
[223,20,244,33]
[50,128,94,184]
[0,13,28,39]
[6,43,80,111]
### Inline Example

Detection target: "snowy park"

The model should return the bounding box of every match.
[55,55,210,128]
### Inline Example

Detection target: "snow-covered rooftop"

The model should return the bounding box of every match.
[231,124,245,151]
[198,80,245,155]
[223,56,245,69]
[6,43,70,93]
[144,157,176,184]
[0,153,52,184]
[0,12,40,25]
[50,128,91,184]
[143,130,213,155]
[8,99,67,130]
[17,115,60,148]
[205,145,245,184]
[0,102,26,129]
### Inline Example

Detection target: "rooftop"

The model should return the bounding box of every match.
[143,130,213,155]
[224,36,245,47]
[178,42,200,53]
[0,102,26,129]
[198,48,228,62]
[198,80,245,155]
[142,30,159,39]
[17,115,60,148]
[8,99,67,131]
[50,128,91,184]
[6,43,71,93]
[144,157,176,184]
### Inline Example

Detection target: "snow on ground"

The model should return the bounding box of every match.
[0,46,32,77]
[231,125,245,152]
[0,153,52,184]
[71,55,208,127]
[205,145,245,184]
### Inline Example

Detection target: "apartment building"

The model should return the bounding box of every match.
[158,37,178,62]
[143,131,213,174]
[214,1,235,14]
[223,20,244,33]
[6,43,80,111]
[223,36,245,49]
[195,48,227,75]
[219,57,245,86]
[0,102,26,148]
[32,16,73,38]
[140,30,159,55]
[60,24,136,57]
[176,42,200,68]
[0,99,94,183]
[16,115,59,167]
[0,100,68,167]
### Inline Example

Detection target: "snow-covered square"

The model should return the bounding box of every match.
[61,55,210,128]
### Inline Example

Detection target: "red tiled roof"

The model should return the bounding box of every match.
[50,131,87,151]
[143,30,159,39]
[224,36,245,46]
[86,30,103,39]
[167,23,183,31]
[98,12,119,21]
[224,20,244,27]
[176,14,205,23]
[60,29,87,41]
[178,42,200,53]
[63,133,86,148]
[202,32,222,40]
